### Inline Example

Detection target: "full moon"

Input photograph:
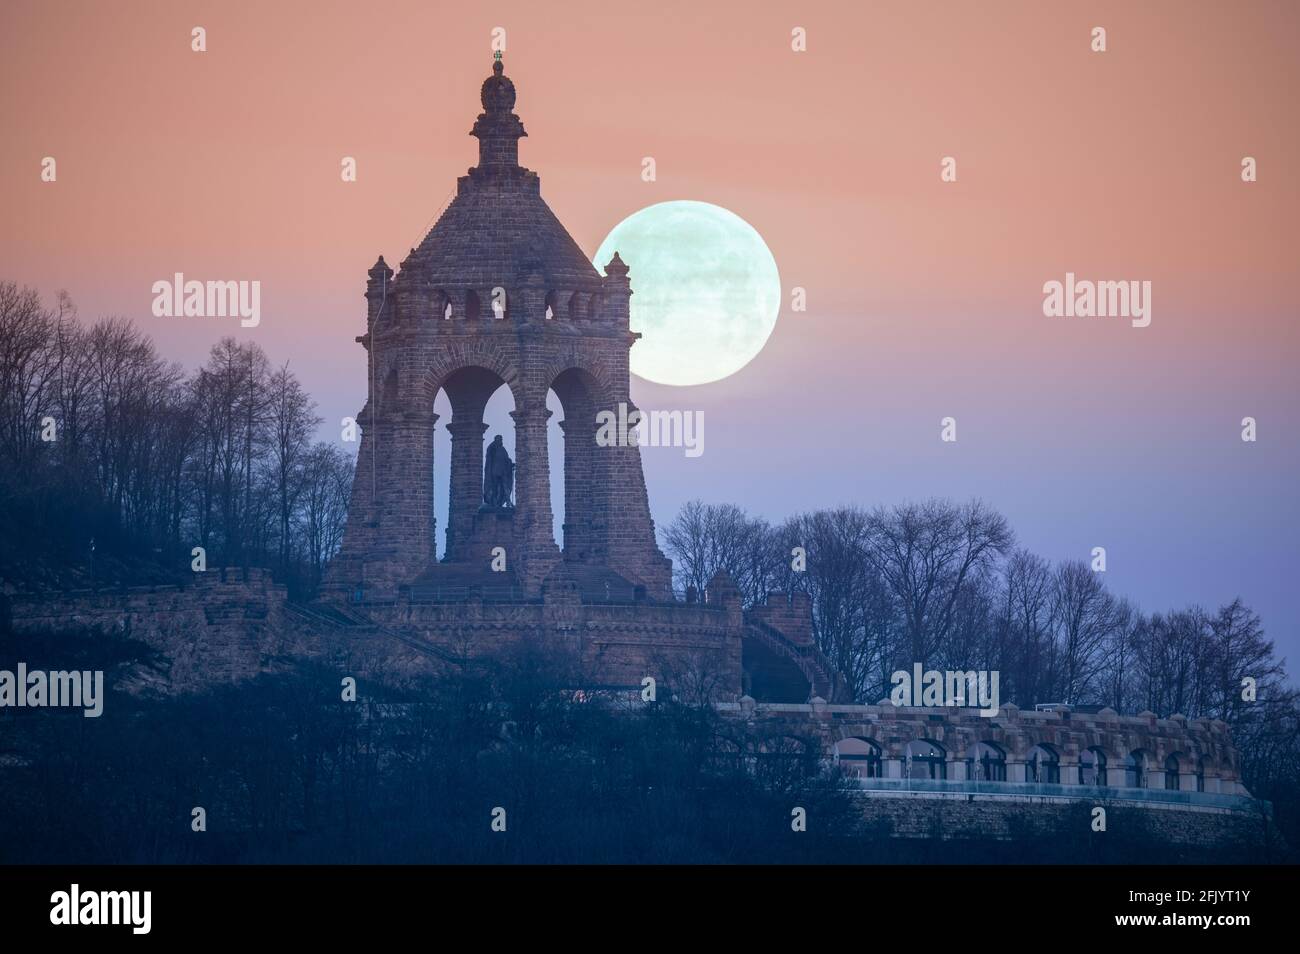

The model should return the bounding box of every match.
[593,200,781,387]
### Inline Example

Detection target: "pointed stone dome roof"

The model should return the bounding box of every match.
[399,57,602,292]
[403,182,602,290]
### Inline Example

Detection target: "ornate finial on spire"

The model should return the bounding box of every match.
[480,56,516,114]
[471,56,527,176]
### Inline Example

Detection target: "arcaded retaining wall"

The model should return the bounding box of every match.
[717,700,1269,853]
[719,699,1245,794]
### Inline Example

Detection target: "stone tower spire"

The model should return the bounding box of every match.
[329,56,672,602]
[470,54,528,177]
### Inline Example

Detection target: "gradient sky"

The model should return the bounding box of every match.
[3,1,1297,665]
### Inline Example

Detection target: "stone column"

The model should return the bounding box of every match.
[510,402,561,593]
[558,416,595,560]
[325,399,379,593]
[516,273,547,324]
[329,403,436,593]
[597,398,672,596]
[380,407,438,581]
[445,421,488,561]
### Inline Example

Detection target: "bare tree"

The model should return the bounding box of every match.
[266,363,321,569]
[1207,598,1285,723]
[993,549,1056,705]
[861,498,1013,665]
[299,442,354,589]
[0,282,59,474]
[660,500,778,606]
[1050,560,1120,704]
[776,507,894,702]
[1,286,353,593]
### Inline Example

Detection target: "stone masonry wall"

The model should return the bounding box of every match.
[7,569,286,690]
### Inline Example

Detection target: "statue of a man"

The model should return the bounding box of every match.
[483,434,514,509]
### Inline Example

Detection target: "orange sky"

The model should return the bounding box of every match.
[2,0,1299,654]
[5,1,1296,335]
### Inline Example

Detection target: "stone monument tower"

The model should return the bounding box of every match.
[328,55,672,601]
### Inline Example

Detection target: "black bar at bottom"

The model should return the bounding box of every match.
[0,863,1291,940]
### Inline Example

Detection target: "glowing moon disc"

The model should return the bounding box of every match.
[593,200,781,387]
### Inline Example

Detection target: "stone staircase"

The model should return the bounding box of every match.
[285,601,465,665]
[744,619,844,702]
[544,563,641,603]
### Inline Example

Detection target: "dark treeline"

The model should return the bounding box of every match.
[0,625,1252,864]
[2,281,1297,857]
[662,498,1300,838]
[0,283,352,596]
[0,627,863,863]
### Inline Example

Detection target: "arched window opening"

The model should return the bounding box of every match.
[434,367,517,566]
[905,739,946,780]
[966,741,1006,782]
[432,388,452,560]
[1080,747,1108,786]
[481,384,516,508]
[465,289,481,321]
[545,387,563,548]
[1164,753,1183,791]
[834,738,882,780]
[548,368,608,566]
[1125,749,1150,789]
[1026,744,1060,784]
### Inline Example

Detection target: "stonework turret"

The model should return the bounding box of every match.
[601,252,632,325]
[365,255,392,325]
